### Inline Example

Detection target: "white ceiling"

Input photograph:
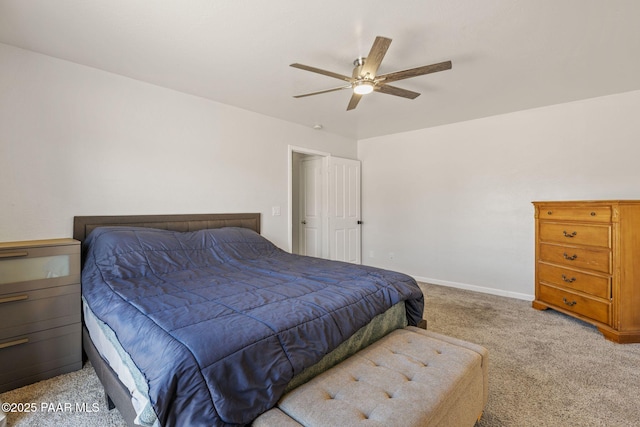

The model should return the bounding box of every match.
[1,0,639,140]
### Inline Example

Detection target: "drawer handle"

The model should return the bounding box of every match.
[563,231,577,238]
[0,337,29,350]
[590,212,596,216]
[547,211,553,215]
[0,250,29,259]
[561,275,576,283]
[563,253,578,261]
[0,294,28,304]
[562,297,577,307]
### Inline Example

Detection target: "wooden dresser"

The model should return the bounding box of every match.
[0,238,82,392]
[532,200,640,343]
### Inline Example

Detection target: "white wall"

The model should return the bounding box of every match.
[4,42,640,300]
[0,43,356,248]
[358,90,640,299]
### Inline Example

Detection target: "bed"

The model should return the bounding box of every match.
[74,213,425,427]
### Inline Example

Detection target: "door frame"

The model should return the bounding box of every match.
[287,145,330,254]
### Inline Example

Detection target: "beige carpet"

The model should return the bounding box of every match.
[420,283,640,427]
[0,361,126,427]
[2,282,639,426]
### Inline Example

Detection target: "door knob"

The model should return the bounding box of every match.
[357,220,363,225]
[301,220,307,224]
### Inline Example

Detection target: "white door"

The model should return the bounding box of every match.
[328,157,361,263]
[299,156,324,257]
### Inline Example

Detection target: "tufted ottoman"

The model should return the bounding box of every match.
[254,327,488,427]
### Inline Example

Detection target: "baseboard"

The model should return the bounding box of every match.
[412,275,534,302]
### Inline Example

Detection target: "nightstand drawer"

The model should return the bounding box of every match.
[539,244,611,274]
[0,323,81,393]
[538,283,610,325]
[539,206,611,223]
[0,241,80,294]
[0,284,80,340]
[539,223,610,248]
[538,263,610,299]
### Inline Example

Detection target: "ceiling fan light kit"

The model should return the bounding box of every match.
[353,80,375,95]
[291,36,452,110]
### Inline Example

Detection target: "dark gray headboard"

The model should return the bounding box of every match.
[73,213,261,242]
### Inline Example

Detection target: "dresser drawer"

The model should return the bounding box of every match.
[538,283,610,325]
[538,205,611,223]
[538,263,610,299]
[0,284,80,340]
[0,323,81,393]
[539,223,610,248]
[539,243,611,274]
[0,241,80,294]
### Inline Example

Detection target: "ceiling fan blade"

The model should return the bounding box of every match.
[293,86,351,98]
[376,60,452,84]
[290,63,353,82]
[361,36,392,78]
[375,84,421,99]
[346,93,362,111]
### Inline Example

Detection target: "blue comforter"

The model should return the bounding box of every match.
[82,226,424,426]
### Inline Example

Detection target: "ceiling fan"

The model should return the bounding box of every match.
[290,36,452,111]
